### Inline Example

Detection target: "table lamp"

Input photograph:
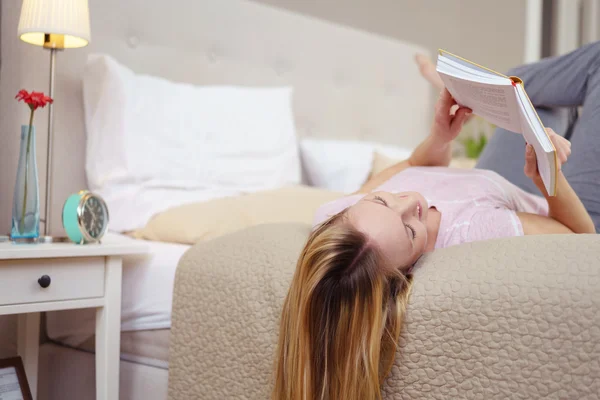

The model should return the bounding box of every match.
[17,0,91,242]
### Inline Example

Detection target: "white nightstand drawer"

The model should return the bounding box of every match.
[0,257,105,305]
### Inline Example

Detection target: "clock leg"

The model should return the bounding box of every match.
[18,312,40,399]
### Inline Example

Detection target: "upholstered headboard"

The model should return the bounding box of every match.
[0,0,433,235]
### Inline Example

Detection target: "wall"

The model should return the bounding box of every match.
[253,0,527,74]
[0,0,529,235]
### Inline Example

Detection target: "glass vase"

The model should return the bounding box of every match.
[11,125,40,241]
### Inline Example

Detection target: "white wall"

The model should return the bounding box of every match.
[0,0,532,235]
[253,0,528,73]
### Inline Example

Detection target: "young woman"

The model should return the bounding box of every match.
[272,43,599,400]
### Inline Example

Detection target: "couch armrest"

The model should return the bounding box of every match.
[389,233,600,399]
[167,226,600,400]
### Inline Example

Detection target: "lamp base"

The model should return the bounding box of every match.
[37,235,71,243]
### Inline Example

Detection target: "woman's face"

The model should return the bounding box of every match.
[347,191,430,270]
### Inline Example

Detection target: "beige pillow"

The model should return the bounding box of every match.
[369,151,477,178]
[449,157,478,169]
[131,185,342,244]
[370,151,399,177]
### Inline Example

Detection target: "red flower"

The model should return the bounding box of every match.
[15,89,29,101]
[15,89,53,110]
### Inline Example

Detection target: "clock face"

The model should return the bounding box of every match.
[81,195,108,240]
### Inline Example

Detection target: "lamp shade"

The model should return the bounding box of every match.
[18,0,91,49]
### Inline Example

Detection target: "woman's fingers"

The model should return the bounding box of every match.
[549,141,566,168]
[558,139,570,164]
[433,89,455,127]
[557,147,567,166]
[436,89,458,117]
[524,144,538,178]
[546,127,571,166]
[547,127,571,148]
[561,143,569,163]
[439,88,455,111]
[553,140,566,166]
[560,135,572,148]
[450,107,472,135]
[559,136,572,158]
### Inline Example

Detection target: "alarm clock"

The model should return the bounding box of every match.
[62,190,110,244]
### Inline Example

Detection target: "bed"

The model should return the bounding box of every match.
[0,0,433,399]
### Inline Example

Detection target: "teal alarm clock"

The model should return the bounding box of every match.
[62,190,109,244]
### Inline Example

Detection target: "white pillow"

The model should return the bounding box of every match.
[299,138,413,193]
[83,54,301,232]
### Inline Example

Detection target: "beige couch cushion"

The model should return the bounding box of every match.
[168,224,600,399]
[132,186,341,244]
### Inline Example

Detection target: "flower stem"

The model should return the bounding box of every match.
[19,109,35,233]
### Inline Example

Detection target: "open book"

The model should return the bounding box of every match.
[436,49,558,196]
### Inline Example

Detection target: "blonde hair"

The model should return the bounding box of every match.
[272,212,413,400]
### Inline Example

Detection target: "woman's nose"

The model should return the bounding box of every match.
[400,198,417,215]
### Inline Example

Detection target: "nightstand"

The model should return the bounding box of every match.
[0,233,147,400]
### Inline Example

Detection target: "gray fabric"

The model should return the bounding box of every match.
[476,41,600,232]
[168,223,600,400]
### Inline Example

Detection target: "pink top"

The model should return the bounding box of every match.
[313,167,548,249]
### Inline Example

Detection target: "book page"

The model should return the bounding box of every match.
[515,85,557,195]
[439,73,522,133]
[438,57,505,83]
[439,50,507,78]
[518,111,555,195]
[514,85,553,152]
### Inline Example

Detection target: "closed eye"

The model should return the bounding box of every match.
[373,195,388,206]
[406,224,417,239]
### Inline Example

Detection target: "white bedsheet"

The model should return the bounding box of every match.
[46,239,189,347]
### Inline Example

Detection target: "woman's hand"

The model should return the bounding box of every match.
[524,127,572,187]
[521,127,595,234]
[407,88,472,168]
[430,88,472,144]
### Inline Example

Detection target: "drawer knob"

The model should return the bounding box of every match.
[38,275,51,288]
